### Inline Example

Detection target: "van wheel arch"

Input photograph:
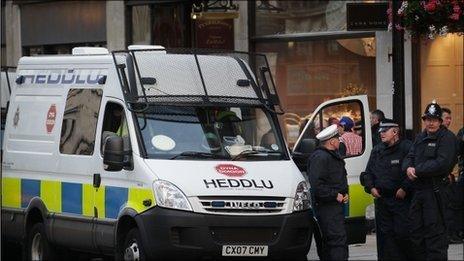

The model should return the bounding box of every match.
[23,200,53,261]
[24,198,49,239]
[115,211,139,260]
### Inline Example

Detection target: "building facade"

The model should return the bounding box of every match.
[2,0,462,142]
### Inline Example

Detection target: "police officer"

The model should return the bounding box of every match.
[308,124,349,260]
[456,127,464,241]
[362,119,412,260]
[371,109,385,147]
[440,108,463,244]
[402,101,458,260]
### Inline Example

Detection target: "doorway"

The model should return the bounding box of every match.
[420,34,463,133]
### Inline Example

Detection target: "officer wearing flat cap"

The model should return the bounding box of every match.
[362,119,412,260]
[308,124,349,260]
[402,101,458,260]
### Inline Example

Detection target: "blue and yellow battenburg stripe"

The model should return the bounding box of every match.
[2,177,373,219]
[2,177,155,219]
[348,184,373,217]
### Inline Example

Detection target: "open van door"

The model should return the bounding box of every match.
[1,67,16,156]
[292,95,374,244]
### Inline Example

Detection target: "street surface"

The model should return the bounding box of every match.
[307,233,464,260]
[2,233,463,260]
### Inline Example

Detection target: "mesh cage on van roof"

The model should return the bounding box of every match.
[1,67,16,109]
[111,49,279,107]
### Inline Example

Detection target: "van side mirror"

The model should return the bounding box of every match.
[103,136,124,171]
[292,139,318,172]
[298,138,318,154]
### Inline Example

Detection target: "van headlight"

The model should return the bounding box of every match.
[293,181,311,212]
[153,180,192,211]
[365,203,375,220]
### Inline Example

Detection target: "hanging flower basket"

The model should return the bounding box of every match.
[390,0,464,39]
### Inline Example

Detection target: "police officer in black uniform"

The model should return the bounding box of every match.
[371,109,385,147]
[402,101,458,260]
[362,119,412,260]
[308,124,349,260]
[456,127,464,241]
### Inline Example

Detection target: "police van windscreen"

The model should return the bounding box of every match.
[136,105,286,160]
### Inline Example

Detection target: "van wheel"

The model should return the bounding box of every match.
[122,228,146,261]
[26,222,54,261]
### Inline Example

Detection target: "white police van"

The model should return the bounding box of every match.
[1,46,313,260]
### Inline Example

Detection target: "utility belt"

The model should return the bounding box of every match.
[377,188,398,198]
[313,197,341,206]
[414,176,447,190]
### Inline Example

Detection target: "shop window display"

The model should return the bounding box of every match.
[255,0,347,36]
[253,1,377,147]
[255,39,376,147]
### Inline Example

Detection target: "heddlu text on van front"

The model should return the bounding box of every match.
[203,179,274,189]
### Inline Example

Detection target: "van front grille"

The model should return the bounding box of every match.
[197,196,287,215]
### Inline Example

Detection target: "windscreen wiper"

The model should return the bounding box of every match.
[231,149,282,161]
[170,151,226,160]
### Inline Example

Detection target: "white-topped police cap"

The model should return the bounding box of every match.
[316,124,339,141]
[379,119,399,132]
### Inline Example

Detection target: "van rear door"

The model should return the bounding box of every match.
[292,95,373,244]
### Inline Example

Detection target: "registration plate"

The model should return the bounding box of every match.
[222,245,268,257]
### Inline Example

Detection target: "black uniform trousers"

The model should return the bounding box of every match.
[444,181,463,239]
[315,202,348,261]
[409,187,448,261]
[375,196,412,260]
[374,206,385,260]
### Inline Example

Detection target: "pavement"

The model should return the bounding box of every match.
[307,233,464,260]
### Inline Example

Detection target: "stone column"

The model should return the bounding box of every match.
[403,36,413,130]
[5,1,22,66]
[234,1,248,52]
[106,1,126,52]
[375,31,393,118]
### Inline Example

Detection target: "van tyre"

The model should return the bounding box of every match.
[122,228,146,261]
[26,222,55,261]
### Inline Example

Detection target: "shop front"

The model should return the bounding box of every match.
[250,1,379,147]
[19,1,107,55]
[127,0,238,50]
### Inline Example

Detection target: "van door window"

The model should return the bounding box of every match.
[320,101,365,157]
[294,100,365,157]
[60,89,103,155]
[101,102,131,158]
